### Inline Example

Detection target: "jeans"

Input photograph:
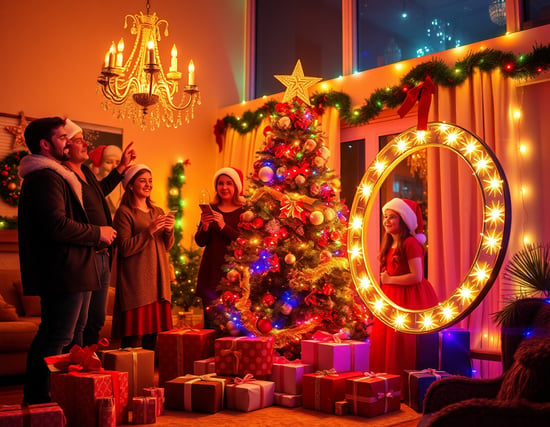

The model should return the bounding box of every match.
[23,290,91,404]
[83,252,111,346]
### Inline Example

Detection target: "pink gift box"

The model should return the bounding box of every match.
[302,370,362,413]
[302,339,370,372]
[132,396,156,424]
[317,342,351,372]
[348,340,370,372]
[50,370,129,427]
[215,336,274,376]
[0,403,66,427]
[274,392,302,408]
[157,328,215,386]
[143,387,165,416]
[270,361,314,394]
[225,375,275,412]
[345,373,401,417]
[194,357,216,375]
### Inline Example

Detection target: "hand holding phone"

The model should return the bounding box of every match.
[199,204,213,215]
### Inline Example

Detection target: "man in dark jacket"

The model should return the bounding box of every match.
[18,117,117,404]
[63,118,135,347]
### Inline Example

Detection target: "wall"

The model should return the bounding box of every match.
[0,0,246,242]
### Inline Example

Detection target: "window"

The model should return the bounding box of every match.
[522,0,550,29]
[255,0,342,98]
[356,0,506,72]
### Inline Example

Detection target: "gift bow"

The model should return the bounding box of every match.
[363,371,388,378]
[397,75,436,131]
[279,195,307,222]
[315,368,338,377]
[47,338,109,372]
[233,373,255,384]
[311,330,350,343]
[377,391,397,400]
[220,339,243,373]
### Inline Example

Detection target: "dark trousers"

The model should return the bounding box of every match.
[82,252,111,346]
[23,290,91,404]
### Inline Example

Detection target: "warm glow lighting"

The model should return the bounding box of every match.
[360,183,373,198]
[513,109,522,120]
[485,174,503,196]
[395,139,409,153]
[519,144,527,154]
[420,314,434,329]
[349,246,362,259]
[486,204,504,224]
[373,299,385,312]
[359,276,371,289]
[351,216,363,230]
[393,314,407,328]
[97,1,200,130]
[458,286,474,302]
[374,160,386,174]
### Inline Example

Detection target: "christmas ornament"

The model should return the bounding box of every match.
[278,116,291,129]
[226,269,241,282]
[284,253,296,265]
[319,146,331,160]
[252,217,264,229]
[274,59,322,105]
[304,139,317,152]
[257,318,273,334]
[309,210,324,226]
[313,156,326,168]
[295,174,306,185]
[4,111,29,149]
[324,207,336,222]
[276,166,287,177]
[258,166,274,182]
[262,293,275,306]
[320,250,332,263]
[281,302,293,315]
[309,183,321,196]
[222,291,238,305]
[241,210,255,222]
[0,150,28,206]
[7,183,16,191]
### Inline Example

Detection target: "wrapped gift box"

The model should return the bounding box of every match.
[440,329,471,377]
[132,396,157,424]
[271,360,314,394]
[164,374,227,413]
[157,329,215,386]
[403,369,452,412]
[97,397,116,427]
[302,339,370,372]
[345,373,401,418]
[215,336,274,376]
[335,400,349,416]
[50,370,128,427]
[302,371,362,413]
[0,403,66,427]
[225,375,275,412]
[102,348,155,399]
[194,357,216,375]
[143,387,164,416]
[274,392,302,408]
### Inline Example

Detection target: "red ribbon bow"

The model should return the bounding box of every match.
[45,338,109,372]
[233,373,255,384]
[397,75,436,131]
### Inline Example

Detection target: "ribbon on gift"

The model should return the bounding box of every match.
[143,387,165,416]
[234,373,255,384]
[183,374,226,412]
[97,396,116,427]
[220,338,244,374]
[397,75,436,131]
[0,403,66,427]
[407,368,443,406]
[311,330,349,343]
[44,338,109,373]
[314,368,338,377]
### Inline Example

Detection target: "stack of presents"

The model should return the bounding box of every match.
[0,328,471,425]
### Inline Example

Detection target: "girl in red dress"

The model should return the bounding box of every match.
[370,198,438,375]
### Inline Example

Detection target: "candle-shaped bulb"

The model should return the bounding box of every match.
[104,50,110,68]
[116,38,124,68]
[109,41,116,68]
[147,40,155,64]
[188,60,195,85]
[170,44,178,72]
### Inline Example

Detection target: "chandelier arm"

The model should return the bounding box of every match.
[101,75,142,105]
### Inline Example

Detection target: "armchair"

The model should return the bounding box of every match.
[418,298,550,427]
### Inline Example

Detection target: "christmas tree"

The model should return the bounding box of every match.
[210,61,369,358]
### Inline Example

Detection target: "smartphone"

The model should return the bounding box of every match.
[199,204,213,215]
[167,209,178,216]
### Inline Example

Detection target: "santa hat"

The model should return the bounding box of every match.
[89,145,106,167]
[122,164,152,189]
[382,198,426,245]
[213,167,244,196]
[64,118,82,139]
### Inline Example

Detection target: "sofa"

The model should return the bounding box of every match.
[0,269,117,377]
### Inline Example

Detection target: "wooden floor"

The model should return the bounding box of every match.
[0,375,421,426]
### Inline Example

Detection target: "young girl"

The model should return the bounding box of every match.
[370,198,438,375]
[195,167,246,328]
[111,164,175,350]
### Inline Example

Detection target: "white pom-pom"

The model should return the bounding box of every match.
[415,233,427,245]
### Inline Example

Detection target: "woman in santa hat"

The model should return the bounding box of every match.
[370,198,438,376]
[195,167,246,329]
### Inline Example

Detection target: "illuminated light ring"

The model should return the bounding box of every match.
[347,122,511,334]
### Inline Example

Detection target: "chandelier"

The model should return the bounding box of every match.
[488,0,507,26]
[97,0,200,130]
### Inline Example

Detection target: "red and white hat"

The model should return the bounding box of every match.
[64,118,82,139]
[213,167,244,196]
[382,198,426,245]
[88,145,106,167]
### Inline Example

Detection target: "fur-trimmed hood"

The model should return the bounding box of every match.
[19,154,83,207]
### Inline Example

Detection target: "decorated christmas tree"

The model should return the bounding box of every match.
[210,61,369,358]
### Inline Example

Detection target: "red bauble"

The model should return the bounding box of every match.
[252,217,264,229]
[257,318,273,334]
[262,293,275,306]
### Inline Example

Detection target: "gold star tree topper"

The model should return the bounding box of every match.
[274,60,321,106]
[5,111,28,149]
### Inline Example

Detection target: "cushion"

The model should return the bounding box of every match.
[13,280,41,316]
[0,293,19,321]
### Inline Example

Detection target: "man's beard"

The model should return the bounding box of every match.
[52,148,70,162]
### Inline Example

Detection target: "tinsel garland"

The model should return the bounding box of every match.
[0,150,28,206]
[215,44,550,137]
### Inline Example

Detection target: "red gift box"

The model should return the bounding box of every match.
[193,357,216,375]
[97,397,116,427]
[302,370,362,413]
[164,374,228,413]
[345,372,401,417]
[143,387,165,416]
[225,374,275,412]
[274,392,302,408]
[0,403,66,427]
[335,400,350,415]
[50,370,129,427]
[132,397,156,424]
[157,329,215,386]
[215,336,274,376]
[270,360,314,394]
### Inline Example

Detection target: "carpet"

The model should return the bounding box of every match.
[133,404,421,426]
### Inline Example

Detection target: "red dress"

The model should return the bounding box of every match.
[369,236,438,375]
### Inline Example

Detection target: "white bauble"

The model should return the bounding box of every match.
[258,166,274,182]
